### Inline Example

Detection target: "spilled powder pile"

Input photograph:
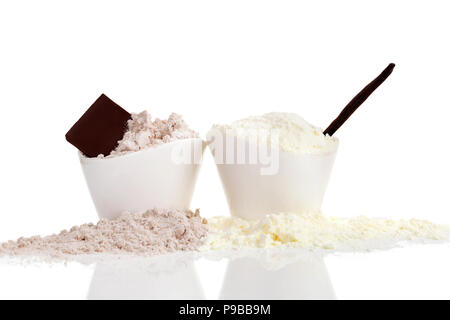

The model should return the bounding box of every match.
[99,112,199,158]
[204,212,450,252]
[2,209,449,260]
[0,209,208,259]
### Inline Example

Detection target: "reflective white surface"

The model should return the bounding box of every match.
[0,243,449,299]
[219,254,335,299]
[88,260,205,300]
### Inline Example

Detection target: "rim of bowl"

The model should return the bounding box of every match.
[79,137,204,163]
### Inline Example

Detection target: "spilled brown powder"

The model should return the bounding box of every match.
[0,209,208,258]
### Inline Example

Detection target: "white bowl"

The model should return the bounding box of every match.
[79,138,205,219]
[209,135,338,220]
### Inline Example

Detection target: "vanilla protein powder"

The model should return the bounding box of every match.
[204,212,450,252]
[99,112,199,158]
[209,112,338,154]
[0,209,208,258]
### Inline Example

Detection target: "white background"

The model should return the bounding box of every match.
[0,0,449,299]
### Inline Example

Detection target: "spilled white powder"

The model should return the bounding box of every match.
[99,112,199,158]
[210,112,338,154]
[0,209,208,259]
[204,212,450,252]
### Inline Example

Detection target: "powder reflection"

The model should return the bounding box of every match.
[87,253,204,300]
[218,250,336,300]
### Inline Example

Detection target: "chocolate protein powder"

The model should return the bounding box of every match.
[0,209,208,259]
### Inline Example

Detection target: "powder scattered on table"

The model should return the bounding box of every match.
[2,209,449,260]
[0,209,208,259]
[204,212,450,252]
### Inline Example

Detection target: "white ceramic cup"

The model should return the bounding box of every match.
[209,134,338,220]
[79,138,205,219]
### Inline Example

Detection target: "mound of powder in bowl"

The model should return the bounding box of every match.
[99,112,199,158]
[208,112,337,154]
[0,209,208,259]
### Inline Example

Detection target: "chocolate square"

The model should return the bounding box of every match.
[65,94,131,157]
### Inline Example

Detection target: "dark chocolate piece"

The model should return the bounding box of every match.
[65,94,131,157]
[324,63,395,136]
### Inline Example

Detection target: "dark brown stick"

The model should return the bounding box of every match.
[323,63,395,136]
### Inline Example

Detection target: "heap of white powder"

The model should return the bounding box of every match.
[205,212,450,252]
[209,112,338,154]
[99,112,199,158]
[0,209,208,259]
